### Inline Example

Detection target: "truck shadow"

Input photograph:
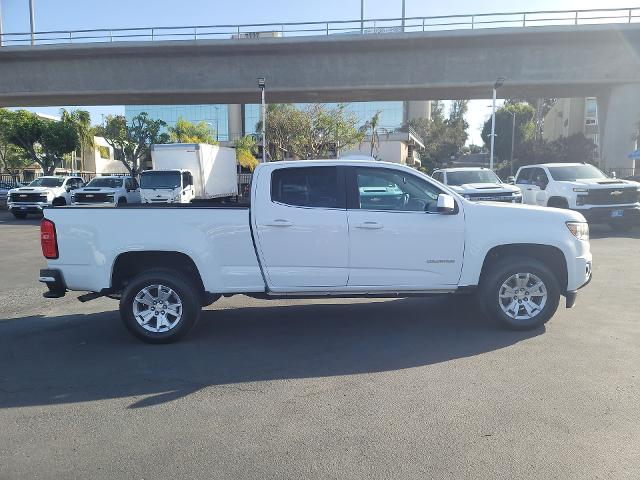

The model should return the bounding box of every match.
[0,297,542,410]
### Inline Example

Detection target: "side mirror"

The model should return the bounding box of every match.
[507,176,515,185]
[610,171,617,178]
[436,193,456,214]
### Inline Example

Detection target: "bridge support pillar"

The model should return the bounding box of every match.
[600,83,640,173]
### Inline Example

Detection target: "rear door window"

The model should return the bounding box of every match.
[515,168,532,185]
[271,167,343,209]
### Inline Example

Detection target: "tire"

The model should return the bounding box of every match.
[119,268,202,344]
[12,211,28,219]
[547,197,569,209]
[117,197,127,205]
[478,256,560,330]
[52,197,66,207]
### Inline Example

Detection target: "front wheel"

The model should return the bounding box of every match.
[119,269,202,343]
[11,210,28,219]
[478,257,560,330]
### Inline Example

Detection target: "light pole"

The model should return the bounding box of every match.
[489,77,505,170]
[258,77,266,163]
[29,0,36,45]
[0,0,4,47]
[510,111,516,176]
[401,0,406,32]
[360,0,365,34]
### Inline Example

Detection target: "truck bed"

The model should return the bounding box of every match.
[43,206,264,294]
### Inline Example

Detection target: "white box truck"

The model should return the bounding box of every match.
[141,143,238,204]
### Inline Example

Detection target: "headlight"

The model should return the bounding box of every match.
[462,194,471,199]
[71,194,76,201]
[573,188,589,193]
[566,222,589,241]
[512,191,522,197]
[174,194,181,201]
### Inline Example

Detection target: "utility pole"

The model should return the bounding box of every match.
[0,0,4,47]
[29,0,36,45]
[489,77,505,171]
[510,111,516,176]
[258,78,266,163]
[360,0,365,34]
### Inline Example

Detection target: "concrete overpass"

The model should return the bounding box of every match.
[1,23,640,168]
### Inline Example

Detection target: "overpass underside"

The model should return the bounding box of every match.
[1,24,640,168]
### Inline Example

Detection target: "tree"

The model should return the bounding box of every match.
[3,109,80,175]
[481,102,536,161]
[0,109,31,175]
[358,110,384,158]
[513,134,596,169]
[234,135,259,171]
[259,103,363,160]
[95,113,170,176]
[402,100,471,171]
[61,109,94,171]
[168,116,217,144]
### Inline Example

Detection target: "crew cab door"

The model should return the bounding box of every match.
[125,177,141,203]
[252,165,349,289]
[345,166,465,289]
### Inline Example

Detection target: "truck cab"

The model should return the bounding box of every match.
[72,176,141,206]
[139,169,194,204]
[7,176,84,219]
[514,163,640,231]
[432,167,523,203]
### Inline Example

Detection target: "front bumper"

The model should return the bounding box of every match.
[8,201,50,213]
[576,205,640,223]
[39,269,67,298]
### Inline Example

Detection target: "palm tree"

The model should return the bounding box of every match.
[62,109,94,172]
[359,111,383,158]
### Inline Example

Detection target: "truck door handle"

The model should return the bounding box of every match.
[265,219,293,227]
[356,221,383,229]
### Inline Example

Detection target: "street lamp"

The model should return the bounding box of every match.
[29,0,36,45]
[258,77,266,163]
[489,77,505,170]
[509,110,516,176]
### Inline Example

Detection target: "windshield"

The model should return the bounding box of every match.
[28,177,64,187]
[446,170,501,186]
[547,164,608,181]
[86,178,123,188]
[140,171,181,189]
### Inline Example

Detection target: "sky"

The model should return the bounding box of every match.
[1,0,634,144]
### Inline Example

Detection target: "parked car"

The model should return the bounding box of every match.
[0,181,15,209]
[72,176,141,206]
[7,176,85,219]
[39,159,592,343]
[514,163,640,231]
[431,167,523,203]
[624,174,640,184]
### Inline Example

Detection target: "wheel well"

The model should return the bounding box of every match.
[547,196,569,208]
[480,244,568,293]
[111,251,205,294]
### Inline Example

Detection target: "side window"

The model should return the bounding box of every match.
[531,168,549,188]
[271,167,341,208]
[132,178,139,190]
[124,178,132,190]
[515,169,532,185]
[182,172,193,187]
[354,167,442,213]
[432,172,443,183]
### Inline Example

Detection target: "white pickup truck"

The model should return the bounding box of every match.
[8,176,85,219]
[39,160,592,343]
[72,176,141,206]
[514,163,640,231]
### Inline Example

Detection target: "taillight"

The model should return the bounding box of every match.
[41,219,58,259]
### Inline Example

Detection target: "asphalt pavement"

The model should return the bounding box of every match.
[0,210,639,479]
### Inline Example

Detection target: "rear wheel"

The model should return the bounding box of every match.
[478,257,560,330]
[11,211,28,219]
[119,269,202,343]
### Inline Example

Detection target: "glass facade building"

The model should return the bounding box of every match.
[243,101,405,135]
[125,101,407,142]
[124,104,230,140]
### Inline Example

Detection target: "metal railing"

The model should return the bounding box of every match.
[1,7,639,47]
